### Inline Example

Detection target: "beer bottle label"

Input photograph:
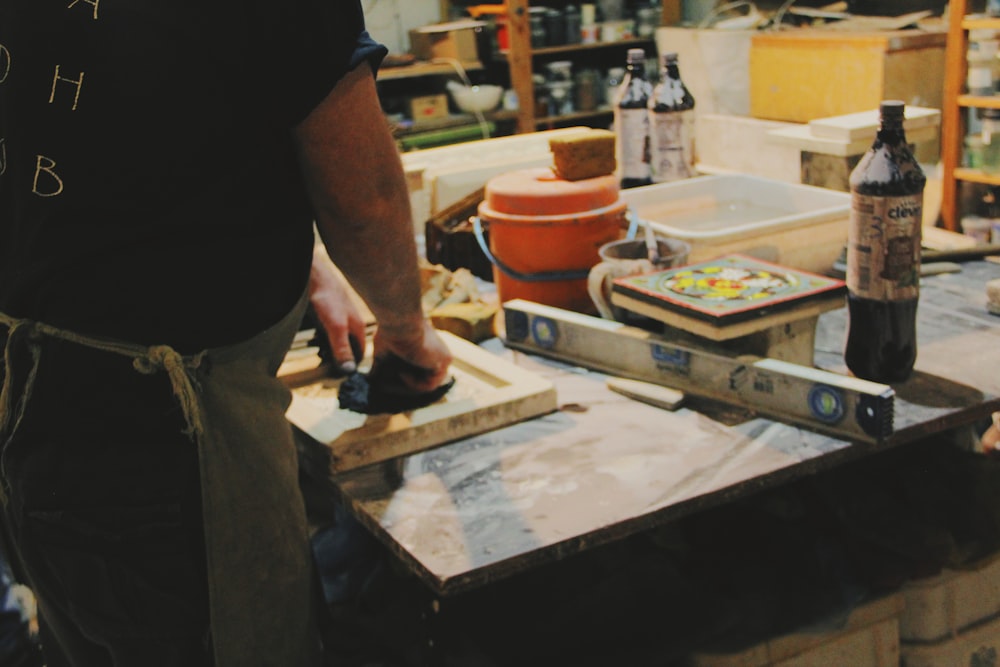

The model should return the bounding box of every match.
[618,108,651,180]
[650,110,694,182]
[847,193,923,301]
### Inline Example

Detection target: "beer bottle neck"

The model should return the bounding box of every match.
[877,117,906,144]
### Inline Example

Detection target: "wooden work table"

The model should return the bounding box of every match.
[330,260,1000,598]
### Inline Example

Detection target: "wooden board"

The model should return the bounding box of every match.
[808,105,940,143]
[281,330,558,472]
[609,255,846,342]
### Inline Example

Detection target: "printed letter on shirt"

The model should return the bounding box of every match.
[0,43,10,84]
[0,139,6,177]
[50,66,85,111]
[67,0,100,20]
[33,156,65,197]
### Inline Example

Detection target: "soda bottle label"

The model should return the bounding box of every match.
[618,108,651,180]
[847,193,923,301]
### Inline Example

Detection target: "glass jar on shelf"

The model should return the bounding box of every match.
[968,30,1000,96]
[966,132,986,168]
[529,8,547,48]
[980,107,1000,174]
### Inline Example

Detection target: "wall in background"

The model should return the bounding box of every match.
[364,0,442,55]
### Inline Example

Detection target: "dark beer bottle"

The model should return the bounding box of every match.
[844,100,925,383]
[614,48,652,189]
[649,52,696,183]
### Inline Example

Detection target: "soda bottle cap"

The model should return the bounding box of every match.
[663,52,679,63]
[626,48,646,64]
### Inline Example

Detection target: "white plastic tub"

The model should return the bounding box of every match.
[620,174,851,274]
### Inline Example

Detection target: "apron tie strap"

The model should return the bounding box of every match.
[133,346,206,441]
[0,320,45,504]
[0,320,43,448]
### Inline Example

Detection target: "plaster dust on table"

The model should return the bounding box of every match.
[493,403,799,542]
[361,395,803,581]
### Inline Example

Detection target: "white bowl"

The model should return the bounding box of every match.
[449,84,504,113]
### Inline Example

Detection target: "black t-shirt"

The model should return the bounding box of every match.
[0,1,386,352]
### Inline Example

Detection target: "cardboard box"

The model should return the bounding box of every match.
[409,94,449,122]
[750,29,946,123]
[409,20,484,66]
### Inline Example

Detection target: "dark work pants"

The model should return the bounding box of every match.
[0,335,212,667]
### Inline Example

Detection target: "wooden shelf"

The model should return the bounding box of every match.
[503,0,677,134]
[941,0,991,230]
[498,37,655,59]
[958,94,1000,109]
[961,16,1000,30]
[377,61,483,82]
[534,107,614,127]
[953,167,1000,186]
[391,110,519,137]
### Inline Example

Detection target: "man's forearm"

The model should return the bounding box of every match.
[295,62,426,337]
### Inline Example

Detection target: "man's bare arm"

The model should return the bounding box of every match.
[294,61,450,391]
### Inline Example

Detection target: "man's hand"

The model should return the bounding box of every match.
[309,247,368,374]
[372,319,453,394]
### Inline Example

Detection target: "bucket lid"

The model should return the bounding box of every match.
[484,167,619,216]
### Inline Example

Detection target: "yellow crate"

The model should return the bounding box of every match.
[749,29,946,123]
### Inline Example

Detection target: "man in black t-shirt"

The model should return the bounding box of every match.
[0,2,451,665]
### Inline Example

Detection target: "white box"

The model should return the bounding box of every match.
[619,174,851,274]
[899,552,1000,643]
[901,612,1000,667]
[690,594,903,667]
[695,114,801,184]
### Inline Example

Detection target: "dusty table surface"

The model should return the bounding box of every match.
[332,260,1000,596]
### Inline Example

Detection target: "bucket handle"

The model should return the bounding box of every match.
[472,209,639,283]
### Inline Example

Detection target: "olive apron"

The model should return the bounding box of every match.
[0,291,320,666]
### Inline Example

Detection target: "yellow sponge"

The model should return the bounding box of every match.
[430,302,499,343]
[549,130,617,181]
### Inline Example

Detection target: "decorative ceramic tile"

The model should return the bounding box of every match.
[611,253,846,325]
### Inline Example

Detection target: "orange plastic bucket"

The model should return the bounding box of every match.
[476,167,625,313]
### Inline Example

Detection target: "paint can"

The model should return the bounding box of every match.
[476,167,626,313]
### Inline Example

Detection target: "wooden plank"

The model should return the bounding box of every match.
[815,11,934,32]
[606,376,685,410]
[506,0,534,135]
[940,0,969,231]
[808,106,940,143]
[282,330,558,472]
[611,290,842,340]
